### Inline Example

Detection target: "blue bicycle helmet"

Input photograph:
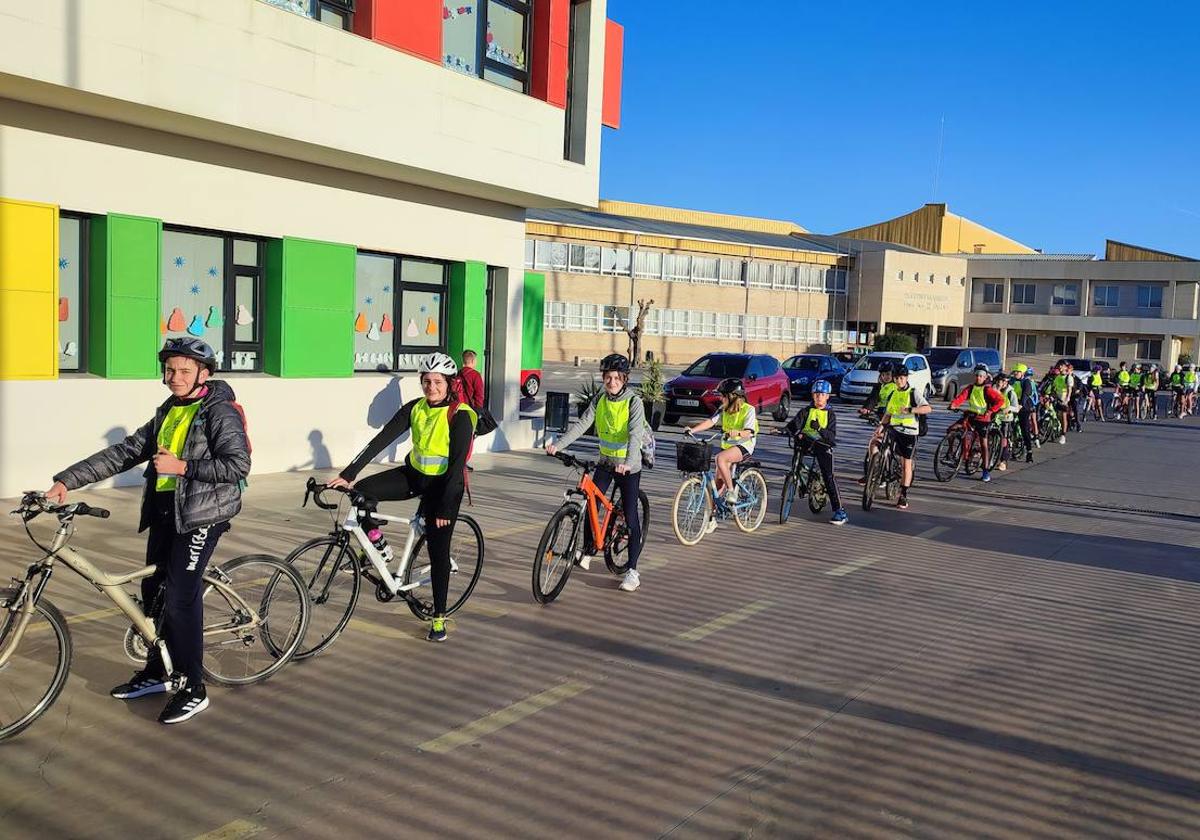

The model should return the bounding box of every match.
[812,380,832,395]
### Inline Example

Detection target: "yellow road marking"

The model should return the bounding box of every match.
[66,606,124,624]
[675,599,772,642]
[346,618,413,641]
[418,680,591,754]
[192,819,265,840]
[485,521,546,540]
[916,525,949,540]
[826,556,883,577]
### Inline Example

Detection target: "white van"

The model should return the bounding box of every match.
[838,352,933,401]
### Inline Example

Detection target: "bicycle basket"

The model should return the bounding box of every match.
[676,439,712,473]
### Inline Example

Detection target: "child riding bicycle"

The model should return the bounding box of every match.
[783,379,848,525]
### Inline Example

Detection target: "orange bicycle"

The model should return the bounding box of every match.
[532,452,649,603]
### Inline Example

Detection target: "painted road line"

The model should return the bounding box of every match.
[192,820,265,840]
[484,520,546,540]
[347,618,413,641]
[963,505,992,520]
[27,605,124,634]
[826,555,884,577]
[675,599,772,642]
[418,680,591,754]
[916,525,950,540]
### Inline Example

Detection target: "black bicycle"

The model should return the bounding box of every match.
[862,422,903,512]
[779,434,830,524]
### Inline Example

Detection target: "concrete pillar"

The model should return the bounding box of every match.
[929,322,939,347]
[1077,330,1087,359]
[998,327,1008,358]
[1003,277,1012,314]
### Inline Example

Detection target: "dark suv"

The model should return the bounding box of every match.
[664,353,791,424]
[924,347,1003,400]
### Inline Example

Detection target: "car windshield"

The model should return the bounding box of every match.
[784,356,821,371]
[855,356,902,372]
[683,355,748,378]
[924,349,961,367]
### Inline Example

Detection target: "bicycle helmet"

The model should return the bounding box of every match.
[599,353,631,374]
[1012,363,1028,376]
[973,363,989,374]
[159,337,218,372]
[893,362,911,376]
[418,352,458,377]
[877,361,894,375]
[811,379,832,395]
[994,371,1010,383]
[716,377,746,398]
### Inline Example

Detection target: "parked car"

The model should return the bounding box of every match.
[923,346,1002,401]
[782,354,845,398]
[520,369,542,397]
[832,349,867,371]
[664,352,791,424]
[839,352,933,402]
[1060,357,1111,386]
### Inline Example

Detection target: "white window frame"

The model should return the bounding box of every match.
[1137,285,1163,309]
[1014,333,1037,354]
[1093,284,1119,308]
[1052,283,1078,306]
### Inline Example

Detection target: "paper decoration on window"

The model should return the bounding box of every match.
[381,314,394,333]
[187,314,205,336]
[167,307,186,332]
[63,341,78,358]
[161,317,168,335]
[235,304,254,326]
[206,306,224,328]
[189,284,202,295]
[59,257,69,270]
[58,297,69,322]
[207,267,219,278]
[426,318,438,336]
[216,350,225,367]
[406,318,419,337]
[354,312,368,332]
[174,256,186,268]
[366,322,381,342]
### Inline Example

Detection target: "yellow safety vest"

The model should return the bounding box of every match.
[1054,374,1071,397]
[886,386,918,429]
[1185,370,1197,386]
[803,407,828,439]
[721,404,757,450]
[1089,372,1102,387]
[1117,370,1130,386]
[876,381,896,409]
[594,396,631,460]
[156,401,202,492]
[1001,385,1018,418]
[408,399,478,476]
[965,385,988,414]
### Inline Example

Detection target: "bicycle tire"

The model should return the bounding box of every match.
[672,475,712,545]
[404,515,486,619]
[806,466,828,514]
[779,471,797,524]
[202,555,310,687]
[0,589,72,743]
[604,489,650,575]
[532,504,581,604]
[862,452,882,511]
[285,535,362,660]
[932,433,962,483]
[987,428,1003,470]
[732,468,768,533]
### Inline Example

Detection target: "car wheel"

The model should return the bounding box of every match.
[522,375,541,398]
[946,383,957,403]
[773,393,791,422]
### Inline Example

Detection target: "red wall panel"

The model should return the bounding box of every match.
[530,0,569,108]
[602,18,623,129]
[354,0,442,65]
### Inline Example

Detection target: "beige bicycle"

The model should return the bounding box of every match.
[1,492,311,741]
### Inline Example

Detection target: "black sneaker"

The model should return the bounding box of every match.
[111,669,169,700]
[158,684,209,725]
[897,494,909,510]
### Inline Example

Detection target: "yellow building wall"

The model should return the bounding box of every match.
[836,203,1034,255]
[596,200,808,235]
[0,198,58,380]
[940,213,1034,255]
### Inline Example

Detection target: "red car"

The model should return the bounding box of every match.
[520,369,542,397]
[664,353,792,425]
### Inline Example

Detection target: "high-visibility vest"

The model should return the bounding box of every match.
[803,407,828,439]
[595,395,631,460]
[886,387,918,429]
[408,399,478,476]
[721,403,757,449]
[155,401,202,492]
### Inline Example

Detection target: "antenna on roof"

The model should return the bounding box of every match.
[930,115,945,201]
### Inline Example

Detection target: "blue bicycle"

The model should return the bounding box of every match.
[671,432,769,545]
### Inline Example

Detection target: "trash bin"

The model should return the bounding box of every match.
[545,391,571,434]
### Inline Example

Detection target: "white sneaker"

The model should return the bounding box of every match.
[1058,435,1066,445]
[577,554,594,571]
[724,489,738,505]
[1033,440,1041,449]
[619,569,640,592]
[705,519,717,535]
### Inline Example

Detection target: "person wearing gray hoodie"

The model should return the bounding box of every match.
[546,353,649,591]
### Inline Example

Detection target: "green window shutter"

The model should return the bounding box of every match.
[521,271,545,371]
[446,260,487,367]
[263,237,355,378]
[88,214,162,379]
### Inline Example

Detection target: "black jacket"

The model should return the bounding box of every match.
[785,405,838,447]
[54,381,251,533]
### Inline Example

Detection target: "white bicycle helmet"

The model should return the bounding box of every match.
[418,352,458,377]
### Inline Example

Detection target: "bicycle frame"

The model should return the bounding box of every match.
[564,470,616,552]
[336,505,435,597]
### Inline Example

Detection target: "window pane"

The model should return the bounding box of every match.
[162,230,227,367]
[234,275,257,343]
[58,217,83,370]
[524,239,535,268]
[355,254,395,370]
[316,4,350,29]
[483,67,524,91]
[234,239,259,266]
[486,1,527,70]
[443,1,480,76]
[400,288,443,348]
[583,245,601,272]
[402,259,444,286]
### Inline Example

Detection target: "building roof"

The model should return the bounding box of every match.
[791,231,931,255]
[596,200,808,235]
[525,207,845,255]
[834,203,1036,255]
[965,252,1096,261]
[1105,239,1197,262]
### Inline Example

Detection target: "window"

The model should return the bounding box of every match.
[1094,337,1119,359]
[534,240,568,271]
[633,250,663,279]
[664,254,691,281]
[984,332,1000,350]
[524,239,534,269]
[1137,339,1162,360]
[444,0,530,93]
[1053,335,1078,356]
[716,312,743,339]
[315,0,352,29]
[690,256,719,284]
[58,214,88,371]
[982,282,1004,304]
[1014,333,1037,354]
[897,270,904,281]
[907,355,928,372]
[162,228,263,371]
[600,247,632,276]
[601,305,629,333]
[568,244,601,273]
[825,269,848,294]
[1137,285,1163,308]
[1012,283,1036,305]
[354,253,449,371]
[1093,285,1119,307]
[1052,283,1078,306]
[719,258,743,286]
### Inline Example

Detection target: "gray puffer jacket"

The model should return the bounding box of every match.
[54,380,251,533]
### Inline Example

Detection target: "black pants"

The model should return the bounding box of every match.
[591,468,644,569]
[799,440,842,511]
[356,464,457,615]
[1017,408,1034,454]
[144,493,229,686]
[999,419,1013,462]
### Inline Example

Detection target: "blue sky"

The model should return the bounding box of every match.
[600,2,1200,256]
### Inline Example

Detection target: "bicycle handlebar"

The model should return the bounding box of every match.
[303,476,356,511]
[12,492,110,522]
[549,451,598,471]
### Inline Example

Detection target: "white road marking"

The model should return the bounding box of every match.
[826,555,884,577]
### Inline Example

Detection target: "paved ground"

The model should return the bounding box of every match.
[3,393,1200,838]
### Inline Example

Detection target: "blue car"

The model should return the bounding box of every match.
[782,354,845,398]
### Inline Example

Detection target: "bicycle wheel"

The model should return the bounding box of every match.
[285,535,362,660]
[672,475,712,545]
[604,489,650,574]
[862,452,882,511]
[532,504,581,604]
[202,555,310,687]
[733,469,768,533]
[405,515,486,619]
[932,433,962,483]
[779,471,797,524]
[806,466,828,514]
[987,428,1003,470]
[0,590,72,742]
